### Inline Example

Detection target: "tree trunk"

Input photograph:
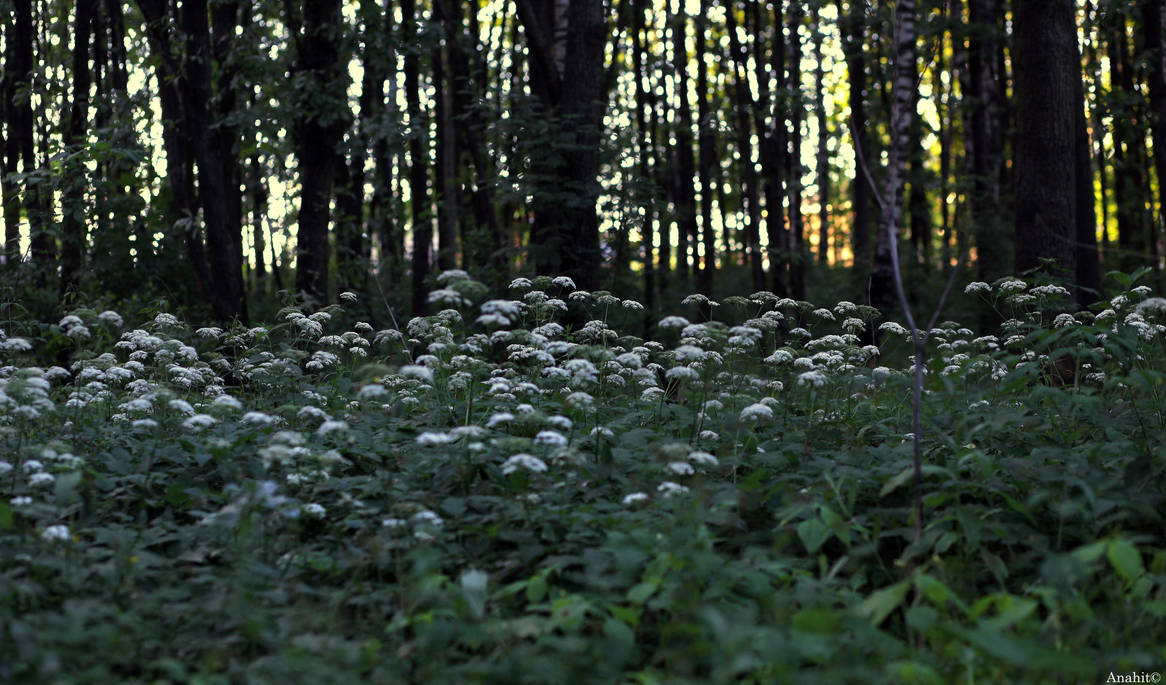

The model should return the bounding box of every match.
[1109,11,1151,270]
[870,0,915,319]
[1013,0,1077,276]
[965,0,1008,281]
[671,2,697,292]
[632,0,655,312]
[59,0,97,296]
[292,0,348,307]
[403,0,430,315]
[787,1,806,300]
[812,5,830,267]
[695,0,715,295]
[433,26,459,272]
[725,2,764,293]
[1143,0,1166,280]
[838,0,873,303]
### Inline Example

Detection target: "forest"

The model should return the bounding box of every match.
[1,0,1165,682]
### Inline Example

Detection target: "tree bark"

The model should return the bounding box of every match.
[1143,0,1166,280]
[695,0,715,295]
[403,0,431,315]
[812,5,830,267]
[671,2,697,292]
[725,1,765,293]
[292,0,348,307]
[967,0,1008,281]
[1013,0,1077,276]
[838,0,873,303]
[59,0,97,296]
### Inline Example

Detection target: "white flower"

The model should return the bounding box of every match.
[97,310,124,327]
[657,481,690,497]
[399,365,434,383]
[798,370,828,387]
[740,403,774,422]
[382,517,407,529]
[357,383,388,400]
[552,276,576,289]
[132,418,159,430]
[23,460,44,472]
[340,291,359,302]
[534,430,568,447]
[687,450,718,466]
[997,279,1027,294]
[879,321,908,336]
[303,503,326,518]
[698,430,719,441]
[509,277,532,290]
[42,525,71,542]
[183,414,217,430]
[10,496,32,506]
[212,395,243,411]
[486,412,515,428]
[242,411,278,426]
[416,431,455,445]
[411,510,444,526]
[59,315,84,328]
[196,327,224,339]
[29,472,55,487]
[964,281,991,295]
[667,461,695,476]
[621,492,649,506]
[501,453,548,475]
[546,415,573,431]
[1053,313,1078,328]
[317,420,349,436]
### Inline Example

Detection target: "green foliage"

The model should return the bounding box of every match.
[0,274,1164,682]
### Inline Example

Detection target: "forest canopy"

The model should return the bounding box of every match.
[0,0,1159,324]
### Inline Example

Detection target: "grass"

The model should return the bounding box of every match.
[1,271,1164,683]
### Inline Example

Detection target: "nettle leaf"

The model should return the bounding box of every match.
[796,516,832,554]
[856,581,910,627]
[1107,540,1145,584]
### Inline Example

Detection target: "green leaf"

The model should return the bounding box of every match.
[797,516,832,554]
[792,608,842,635]
[0,500,11,530]
[526,573,547,603]
[1107,540,1144,583]
[1070,539,1108,565]
[856,581,910,626]
[880,466,914,497]
[626,580,659,605]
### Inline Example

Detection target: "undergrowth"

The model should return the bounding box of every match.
[0,270,1163,683]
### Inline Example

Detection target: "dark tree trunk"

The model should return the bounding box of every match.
[369,0,399,288]
[1143,0,1166,279]
[632,0,655,312]
[1013,0,1077,276]
[403,0,430,315]
[59,0,97,296]
[435,0,504,280]
[1085,1,1110,259]
[838,0,873,303]
[754,0,787,295]
[138,0,212,303]
[966,0,1008,281]
[433,26,459,272]
[1109,11,1151,270]
[812,5,830,267]
[1075,40,1102,303]
[671,4,697,292]
[788,1,806,300]
[515,0,608,290]
[695,0,714,295]
[250,152,269,294]
[725,2,764,293]
[182,0,248,322]
[292,0,348,306]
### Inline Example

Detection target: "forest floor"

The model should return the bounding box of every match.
[1,272,1164,683]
